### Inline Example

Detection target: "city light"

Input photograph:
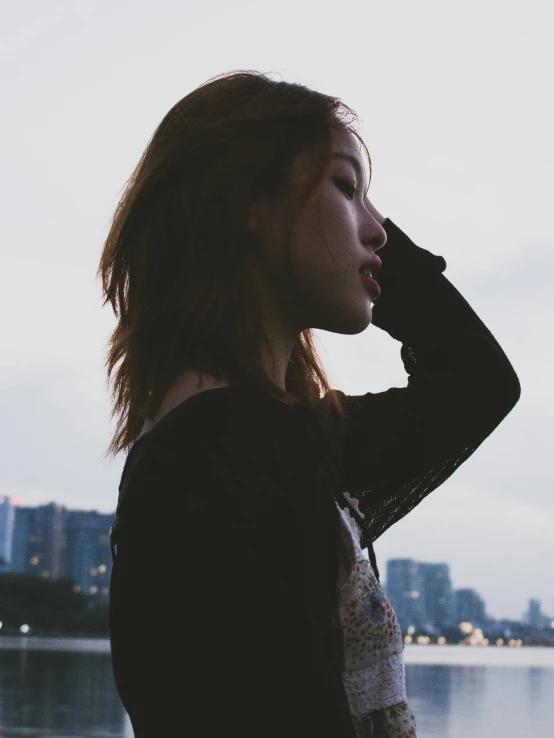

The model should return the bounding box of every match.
[20,624,30,634]
[0,500,114,609]
[2,497,553,643]
[456,623,494,646]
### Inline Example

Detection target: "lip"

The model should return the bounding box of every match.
[359,257,382,280]
[360,272,381,298]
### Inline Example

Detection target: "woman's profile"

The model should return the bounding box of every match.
[98,70,521,738]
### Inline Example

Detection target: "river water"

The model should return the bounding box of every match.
[0,639,553,737]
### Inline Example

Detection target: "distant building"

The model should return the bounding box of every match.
[10,506,32,572]
[7,501,114,604]
[384,559,427,631]
[10,502,67,580]
[523,598,550,629]
[418,562,455,632]
[0,496,16,571]
[454,588,489,628]
[526,599,542,628]
[385,559,455,633]
[64,510,113,602]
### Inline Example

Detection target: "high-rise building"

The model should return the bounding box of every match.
[418,562,455,632]
[8,502,114,603]
[10,502,67,579]
[524,598,546,629]
[454,588,489,628]
[384,559,426,631]
[0,496,16,571]
[64,510,113,602]
[10,506,32,572]
[385,559,455,633]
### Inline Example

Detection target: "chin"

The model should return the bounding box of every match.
[319,308,373,336]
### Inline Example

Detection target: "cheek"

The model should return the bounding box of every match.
[322,186,344,214]
[290,189,355,282]
[321,189,355,238]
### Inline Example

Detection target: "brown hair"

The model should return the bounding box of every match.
[97,69,372,458]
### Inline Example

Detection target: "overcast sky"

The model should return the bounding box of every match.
[1,0,552,621]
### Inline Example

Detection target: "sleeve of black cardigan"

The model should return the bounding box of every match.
[108,400,356,738]
[329,218,521,548]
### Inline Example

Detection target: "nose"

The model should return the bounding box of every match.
[363,221,387,253]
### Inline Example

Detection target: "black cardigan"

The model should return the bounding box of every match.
[108,218,521,738]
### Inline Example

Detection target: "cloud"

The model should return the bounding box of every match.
[0,365,121,513]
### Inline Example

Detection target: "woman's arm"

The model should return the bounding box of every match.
[329,218,521,549]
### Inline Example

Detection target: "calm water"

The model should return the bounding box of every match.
[0,640,553,737]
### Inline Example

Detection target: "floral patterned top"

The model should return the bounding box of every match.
[337,499,418,738]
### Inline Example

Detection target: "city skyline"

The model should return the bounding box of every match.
[0,496,112,605]
[2,495,551,627]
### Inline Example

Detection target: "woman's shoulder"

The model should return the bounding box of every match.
[114,386,332,539]
[139,385,299,448]
[121,385,312,494]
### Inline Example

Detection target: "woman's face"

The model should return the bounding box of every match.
[247,128,387,346]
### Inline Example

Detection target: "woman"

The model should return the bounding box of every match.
[100,70,521,738]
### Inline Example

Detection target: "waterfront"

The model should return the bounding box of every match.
[0,639,553,737]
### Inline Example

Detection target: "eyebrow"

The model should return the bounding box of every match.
[331,152,367,189]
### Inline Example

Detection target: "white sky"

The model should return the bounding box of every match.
[1,0,553,621]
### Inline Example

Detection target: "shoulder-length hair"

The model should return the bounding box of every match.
[98,69,372,458]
